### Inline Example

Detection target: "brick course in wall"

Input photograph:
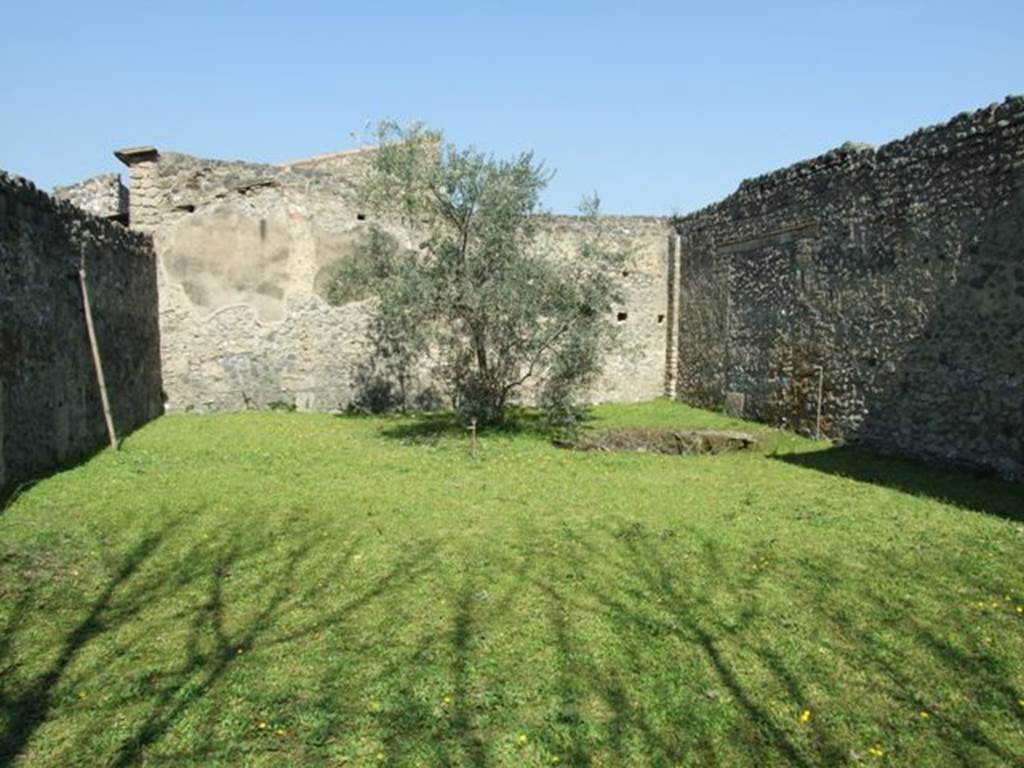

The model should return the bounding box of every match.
[0,172,163,490]
[673,96,1024,478]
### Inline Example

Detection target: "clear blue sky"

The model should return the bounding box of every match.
[2,1,1021,214]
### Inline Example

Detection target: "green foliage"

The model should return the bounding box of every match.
[266,399,296,412]
[2,401,1023,765]
[345,122,626,425]
[319,228,407,306]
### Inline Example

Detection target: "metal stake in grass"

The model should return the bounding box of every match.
[468,417,478,458]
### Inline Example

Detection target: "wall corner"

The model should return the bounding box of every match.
[114,146,160,231]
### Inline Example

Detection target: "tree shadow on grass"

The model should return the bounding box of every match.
[791,554,1024,766]
[773,446,1024,523]
[376,408,554,444]
[106,532,440,766]
[0,509,442,766]
[585,523,838,767]
[525,518,1024,765]
[0,514,182,765]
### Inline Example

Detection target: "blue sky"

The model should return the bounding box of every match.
[2,1,1021,214]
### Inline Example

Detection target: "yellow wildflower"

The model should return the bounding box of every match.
[517,734,529,745]
[799,709,812,723]
[919,710,929,718]
[869,745,885,757]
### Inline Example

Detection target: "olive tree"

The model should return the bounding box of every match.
[331,122,626,427]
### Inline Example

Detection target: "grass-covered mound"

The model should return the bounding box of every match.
[1,401,1022,766]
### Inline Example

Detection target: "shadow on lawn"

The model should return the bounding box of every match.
[376,409,554,444]
[0,510,442,767]
[774,446,1024,523]
[0,514,180,765]
[0,449,102,515]
[528,521,1023,766]
[363,562,535,767]
[794,555,1024,765]
[533,523,839,767]
[4,497,1021,764]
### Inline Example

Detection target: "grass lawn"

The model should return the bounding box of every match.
[1,400,1022,767]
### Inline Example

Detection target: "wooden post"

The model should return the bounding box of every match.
[468,418,477,458]
[814,365,824,441]
[79,266,118,451]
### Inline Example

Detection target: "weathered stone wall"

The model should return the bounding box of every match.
[0,172,163,489]
[674,96,1024,478]
[119,149,413,412]
[53,173,129,222]
[538,216,669,403]
[120,148,668,412]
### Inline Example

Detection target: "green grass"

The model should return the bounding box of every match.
[1,400,1022,767]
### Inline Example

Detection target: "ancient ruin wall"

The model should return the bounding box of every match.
[0,172,163,489]
[674,97,1024,478]
[54,173,129,222]
[119,149,416,412]
[537,215,669,403]
[122,149,668,412]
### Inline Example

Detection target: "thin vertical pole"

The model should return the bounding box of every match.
[814,365,824,441]
[79,265,118,450]
[665,232,680,399]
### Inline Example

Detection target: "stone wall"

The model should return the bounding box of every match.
[10,98,1024,478]
[116,148,669,413]
[53,173,129,222]
[538,216,669,403]
[673,96,1024,478]
[0,172,163,489]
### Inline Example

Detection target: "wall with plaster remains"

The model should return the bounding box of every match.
[0,172,162,489]
[537,215,669,403]
[22,96,1016,478]
[673,96,1024,478]
[117,148,669,412]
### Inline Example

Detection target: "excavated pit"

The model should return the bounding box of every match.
[557,428,757,456]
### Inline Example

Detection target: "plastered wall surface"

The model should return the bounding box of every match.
[673,97,1024,478]
[140,151,402,412]
[536,215,669,403]
[0,172,163,488]
[123,150,669,412]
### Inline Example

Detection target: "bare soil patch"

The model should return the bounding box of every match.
[557,427,757,455]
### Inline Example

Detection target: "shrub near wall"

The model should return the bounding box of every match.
[0,172,163,489]
[674,97,1024,478]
